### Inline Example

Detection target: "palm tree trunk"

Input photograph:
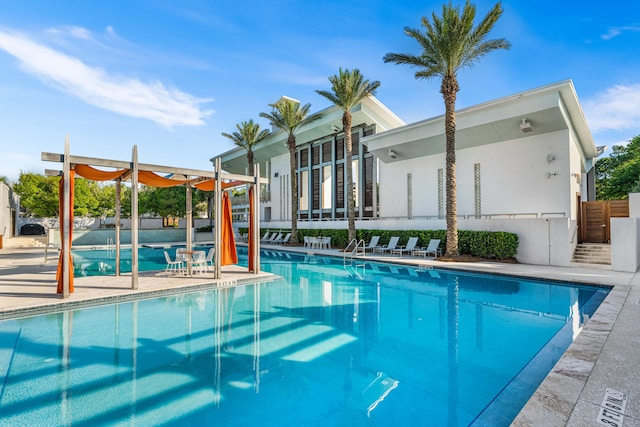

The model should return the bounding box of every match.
[247,151,254,175]
[343,112,356,243]
[288,135,299,244]
[442,75,459,256]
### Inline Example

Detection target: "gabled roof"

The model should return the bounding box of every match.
[214,95,405,174]
[364,80,597,163]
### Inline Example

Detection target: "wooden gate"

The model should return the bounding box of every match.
[581,200,630,243]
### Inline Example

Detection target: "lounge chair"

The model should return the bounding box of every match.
[164,251,184,274]
[413,239,441,259]
[268,232,283,244]
[263,232,277,243]
[364,236,381,252]
[278,233,291,245]
[373,236,400,254]
[391,237,419,256]
[260,231,271,242]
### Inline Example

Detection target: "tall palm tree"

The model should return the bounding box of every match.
[260,99,321,244]
[383,1,510,256]
[316,68,380,243]
[221,119,270,173]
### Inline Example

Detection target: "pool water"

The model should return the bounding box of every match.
[0,249,608,426]
[71,245,214,276]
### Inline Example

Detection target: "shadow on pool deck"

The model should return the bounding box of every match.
[0,240,639,426]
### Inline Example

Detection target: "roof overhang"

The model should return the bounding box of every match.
[213,95,406,174]
[363,80,598,163]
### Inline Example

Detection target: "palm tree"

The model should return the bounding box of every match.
[260,99,321,244]
[383,1,510,256]
[221,119,270,173]
[316,68,380,243]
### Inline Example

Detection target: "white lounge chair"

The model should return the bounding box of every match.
[373,236,400,254]
[278,233,291,245]
[364,236,381,252]
[391,237,419,256]
[268,232,283,244]
[164,251,184,274]
[413,239,442,258]
[260,231,272,243]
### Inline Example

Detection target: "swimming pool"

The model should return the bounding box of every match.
[0,249,608,426]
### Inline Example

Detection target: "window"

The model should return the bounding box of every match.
[336,163,344,209]
[322,165,332,209]
[352,159,359,208]
[300,170,309,211]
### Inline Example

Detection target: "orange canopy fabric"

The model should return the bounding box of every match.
[220,192,238,266]
[248,186,255,272]
[74,164,128,181]
[138,171,191,188]
[194,179,245,192]
[56,171,74,294]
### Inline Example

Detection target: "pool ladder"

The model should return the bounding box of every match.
[106,238,115,258]
[343,239,366,280]
[343,239,365,259]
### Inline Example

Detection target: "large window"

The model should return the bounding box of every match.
[300,170,309,211]
[295,125,376,219]
[322,165,332,209]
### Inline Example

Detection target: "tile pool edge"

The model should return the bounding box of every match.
[511,282,627,426]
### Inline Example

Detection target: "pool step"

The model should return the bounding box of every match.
[572,243,611,265]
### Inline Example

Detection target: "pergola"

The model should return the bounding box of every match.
[42,137,265,298]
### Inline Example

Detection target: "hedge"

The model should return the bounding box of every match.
[249,227,518,260]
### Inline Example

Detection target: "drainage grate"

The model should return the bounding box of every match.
[597,388,627,426]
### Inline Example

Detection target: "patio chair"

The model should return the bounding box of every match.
[190,250,208,274]
[373,236,400,254]
[413,239,441,259]
[303,236,311,248]
[364,236,381,252]
[203,247,215,272]
[391,237,419,256]
[164,251,184,274]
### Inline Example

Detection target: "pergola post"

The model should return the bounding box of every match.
[253,163,260,273]
[131,146,139,290]
[186,183,192,252]
[214,158,222,279]
[62,136,71,298]
[115,178,121,276]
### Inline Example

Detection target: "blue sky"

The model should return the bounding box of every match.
[1,0,639,182]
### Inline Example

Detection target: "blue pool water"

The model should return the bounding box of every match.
[0,249,608,426]
[70,245,212,276]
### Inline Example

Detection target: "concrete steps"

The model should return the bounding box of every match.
[572,243,611,265]
[2,236,48,248]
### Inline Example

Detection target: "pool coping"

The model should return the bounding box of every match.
[1,243,638,425]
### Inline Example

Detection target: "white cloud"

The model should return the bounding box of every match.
[0,28,212,128]
[601,25,640,40]
[46,25,92,40]
[583,83,640,133]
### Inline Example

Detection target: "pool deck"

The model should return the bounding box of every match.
[1,238,638,426]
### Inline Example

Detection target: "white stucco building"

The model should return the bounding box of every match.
[365,80,597,222]
[217,80,606,267]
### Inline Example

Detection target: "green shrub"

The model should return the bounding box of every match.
[253,227,518,259]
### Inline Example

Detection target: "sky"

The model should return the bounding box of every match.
[0,0,639,182]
